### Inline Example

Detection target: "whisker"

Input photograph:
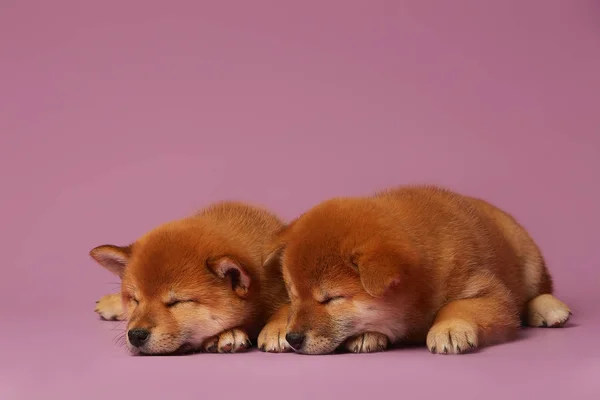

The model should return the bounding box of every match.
[113,333,128,349]
[110,321,126,332]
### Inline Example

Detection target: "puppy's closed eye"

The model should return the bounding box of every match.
[166,300,195,308]
[319,296,345,305]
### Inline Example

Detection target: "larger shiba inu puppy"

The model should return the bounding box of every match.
[259,186,571,355]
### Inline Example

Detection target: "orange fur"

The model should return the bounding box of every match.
[261,186,571,355]
[90,201,288,355]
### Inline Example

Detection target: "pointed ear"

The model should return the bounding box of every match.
[351,241,418,298]
[89,244,132,278]
[207,257,252,298]
[262,221,294,267]
[263,244,285,268]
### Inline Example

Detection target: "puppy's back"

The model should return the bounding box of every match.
[466,196,553,300]
[375,186,553,304]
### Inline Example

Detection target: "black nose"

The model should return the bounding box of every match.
[128,328,150,347]
[285,332,306,349]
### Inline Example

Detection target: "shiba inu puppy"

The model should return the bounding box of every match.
[259,186,571,355]
[91,201,288,355]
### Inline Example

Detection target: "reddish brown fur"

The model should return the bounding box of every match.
[260,186,571,355]
[90,201,288,355]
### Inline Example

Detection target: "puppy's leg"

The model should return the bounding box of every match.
[526,294,571,327]
[95,293,126,321]
[258,303,292,353]
[202,328,251,353]
[427,295,519,355]
[344,332,389,353]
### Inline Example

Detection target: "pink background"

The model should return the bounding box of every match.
[1,1,599,399]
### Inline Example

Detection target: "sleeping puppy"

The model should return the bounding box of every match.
[259,186,571,355]
[91,201,288,355]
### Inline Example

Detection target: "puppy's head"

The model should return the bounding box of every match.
[90,219,257,355]
[270,199,418,354]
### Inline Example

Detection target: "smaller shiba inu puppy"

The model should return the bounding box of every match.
[259,186,571,355]
[91,202,288,355]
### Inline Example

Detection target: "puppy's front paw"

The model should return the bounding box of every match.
[344,332,389,353]
[202,329,251,353]
[427,319,478,355]
[258,320,291,353]
[94,293,125,321]
[527,294,572,328]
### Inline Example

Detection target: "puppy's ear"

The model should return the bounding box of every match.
[351,241,418,298]
[263,244,285,268]
[262,221,295,267]
[89,244,132,278]
[207,257,252,298]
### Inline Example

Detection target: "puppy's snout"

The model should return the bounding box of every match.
[285,332,306,350]
[128,328,150,347]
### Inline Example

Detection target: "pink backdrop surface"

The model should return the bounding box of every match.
[1,1,599,399]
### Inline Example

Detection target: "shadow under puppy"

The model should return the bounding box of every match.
[260,185,571,355]
[90,201,288,355]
